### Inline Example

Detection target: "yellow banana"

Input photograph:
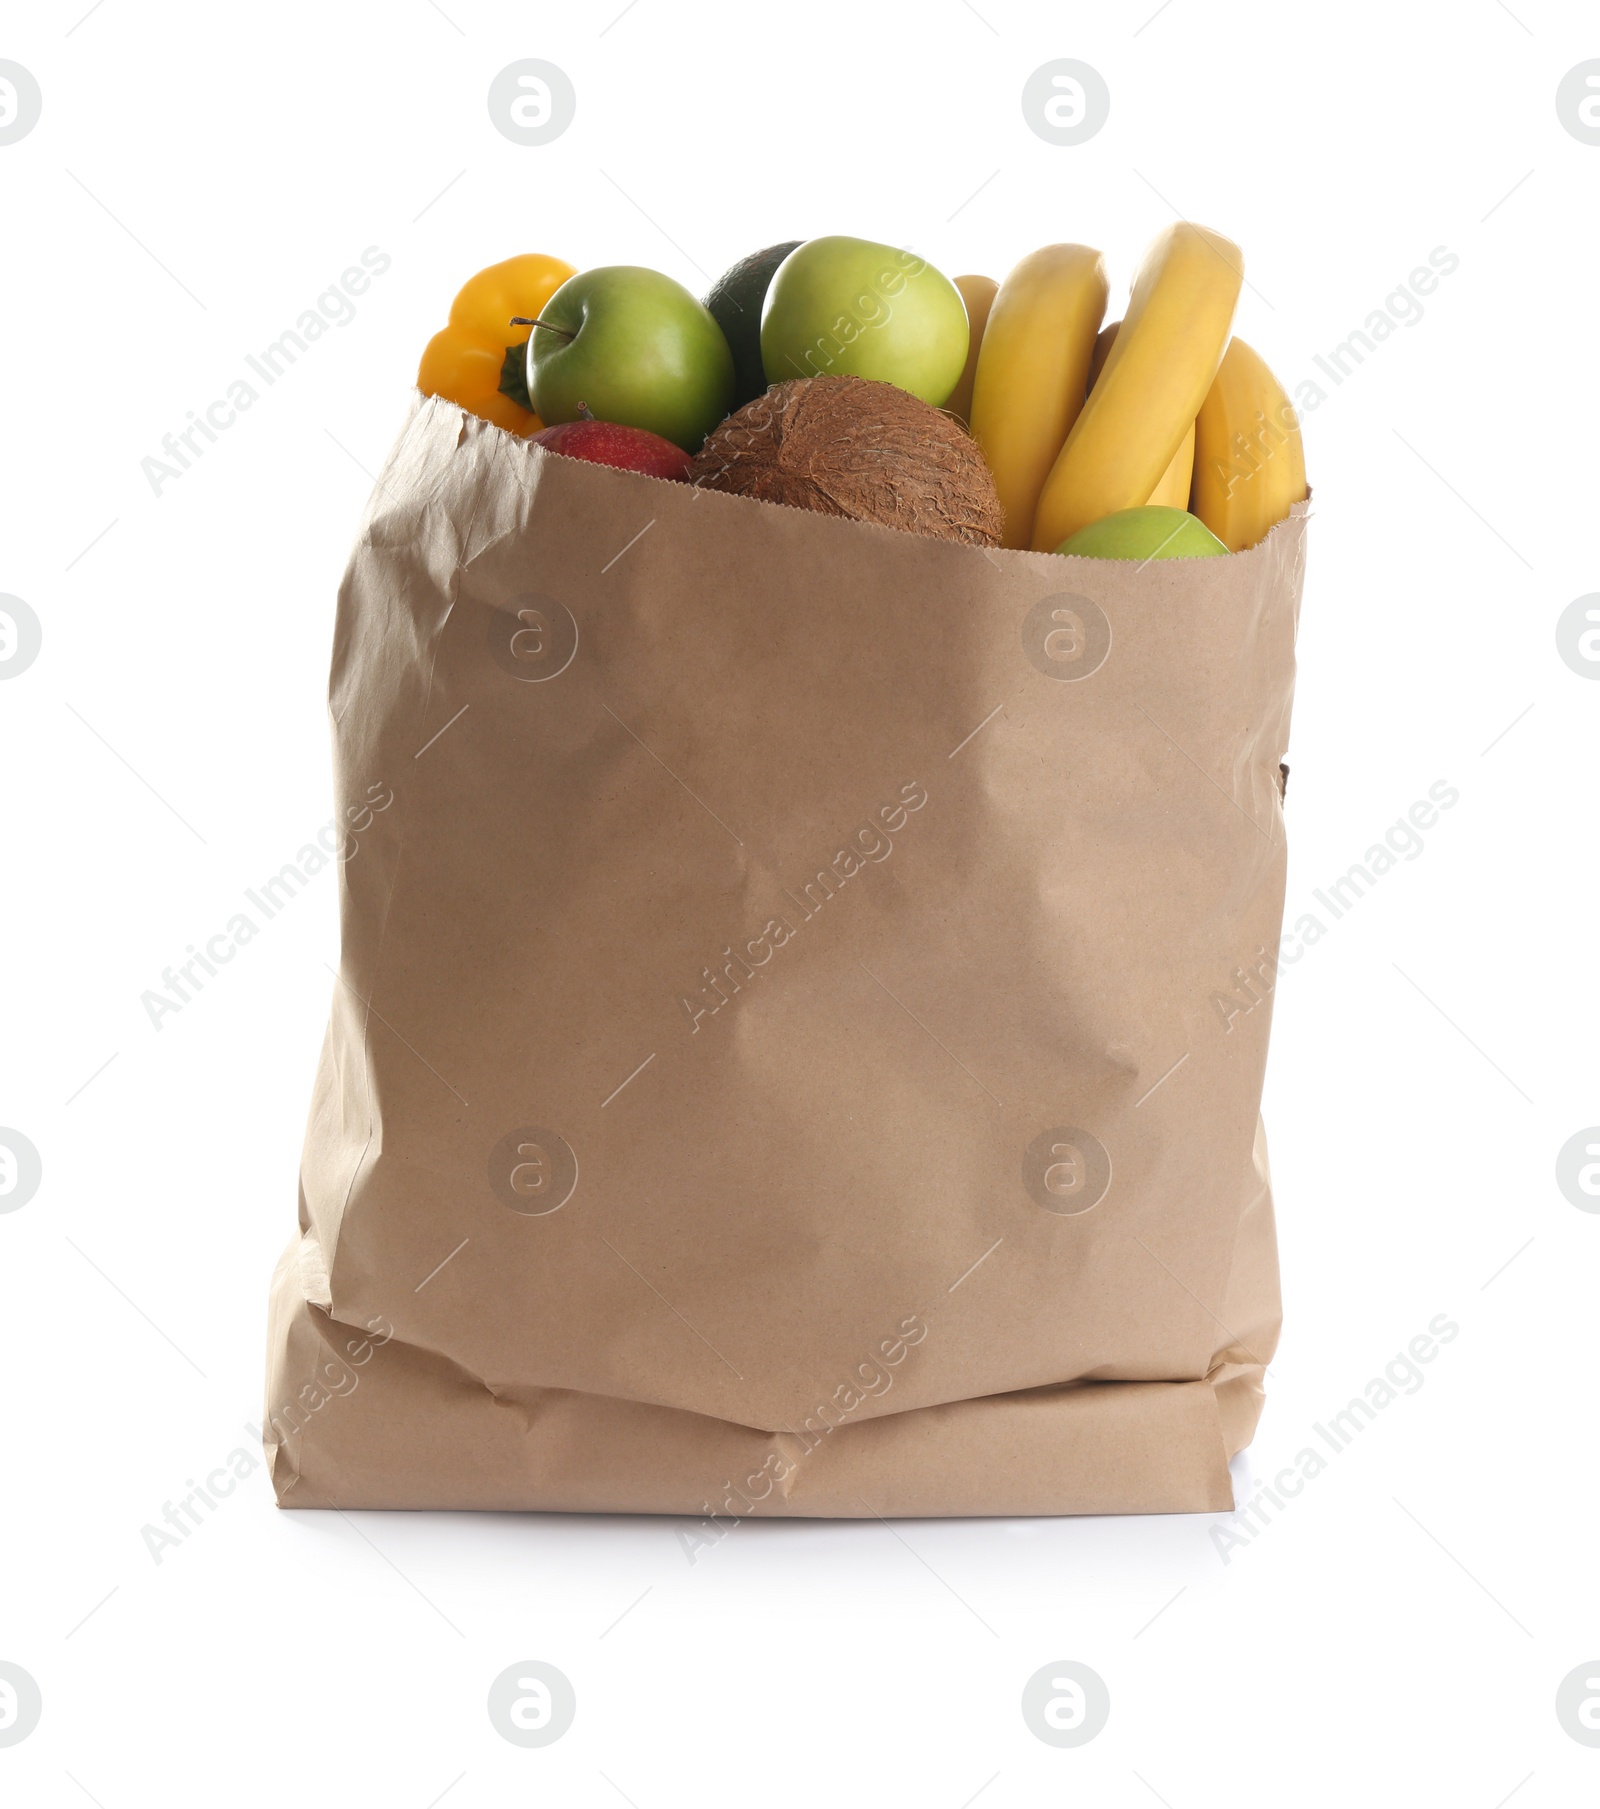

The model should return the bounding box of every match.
[1032,222,1242,550]
[1083,321,1117,389]
[1190,336,1307,551]
[1150,434,1195,510]
[969,244,1108,549]
[1087,321,1195,510]
[945,274,998,427]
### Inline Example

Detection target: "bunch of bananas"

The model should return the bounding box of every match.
[959,224,1306,555]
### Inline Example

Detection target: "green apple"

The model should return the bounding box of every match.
[528,266,734,452]
[760,236,968,407]
[1054,506,1230,561]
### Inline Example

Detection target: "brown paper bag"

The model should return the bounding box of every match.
[264,392,1306,1518]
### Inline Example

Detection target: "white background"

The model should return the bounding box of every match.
[3,0,1596,1800]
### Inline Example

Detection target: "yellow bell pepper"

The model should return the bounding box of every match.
[416,253,577,436]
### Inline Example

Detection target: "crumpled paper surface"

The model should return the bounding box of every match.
[264,392,1306,1517]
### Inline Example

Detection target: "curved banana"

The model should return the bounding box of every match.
[945,274,999,428]
[969,244,1108,549]
[1150,434,1195,511]
[1087,321,1195,510]
[1032,222,1242,550]
[1190,336,1307,551]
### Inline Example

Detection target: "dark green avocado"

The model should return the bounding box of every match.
[703,240,803,411]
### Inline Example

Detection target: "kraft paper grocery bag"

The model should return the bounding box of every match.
[264,391,1307,1517]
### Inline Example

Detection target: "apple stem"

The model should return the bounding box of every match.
[509,315,576,341]
[576,402,595,421]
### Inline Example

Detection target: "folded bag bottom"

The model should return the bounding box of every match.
[266,1236,1258,1517]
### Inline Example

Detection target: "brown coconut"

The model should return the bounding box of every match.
[690,374,1003,548]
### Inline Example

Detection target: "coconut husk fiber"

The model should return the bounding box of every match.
[691,374,1004,547]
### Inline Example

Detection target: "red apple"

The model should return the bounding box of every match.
[530,408,693,481]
